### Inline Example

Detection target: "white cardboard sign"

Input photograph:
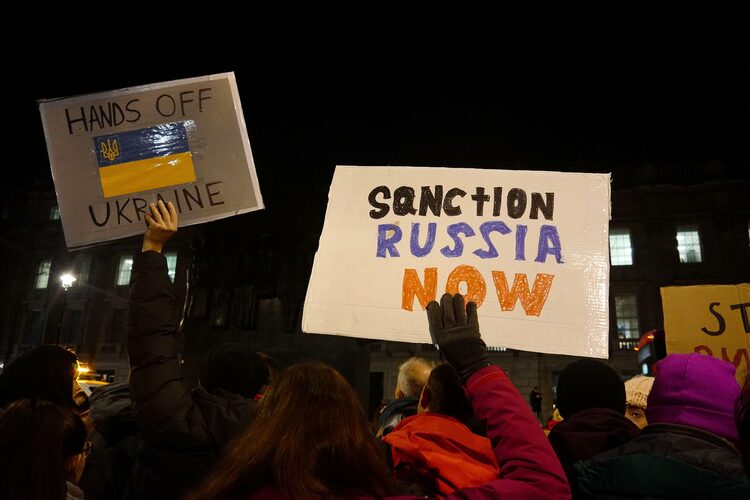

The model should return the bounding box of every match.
[304,165,611,358]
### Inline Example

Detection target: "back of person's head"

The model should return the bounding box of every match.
[0,345,77,408]
[396,357,433,399]
[199,343,270,399]
[647,353,740,441]
[556,359,625,418]
[0,398,88,500]
[419,363,472,420]
[188,361,393,500]
[257,352,279,383]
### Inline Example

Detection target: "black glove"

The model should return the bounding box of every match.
[426,293,490,383]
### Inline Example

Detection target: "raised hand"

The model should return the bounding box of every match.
[426,293,490,383]
[142,200,178,253]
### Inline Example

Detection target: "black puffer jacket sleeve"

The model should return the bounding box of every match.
[127,250,191,440]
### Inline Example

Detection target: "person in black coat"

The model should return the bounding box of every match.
[128,200,269,500]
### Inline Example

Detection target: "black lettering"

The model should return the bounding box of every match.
[198,88,212,112]
[132,198,148,221]
[507,188,527,219]
[156,94,176,117]
[116,199,133,224]
[443,188,466,216]
[701,302,726,336]
[182,186,204,210]
[88,105,103,131]
[179,90,194,116]
[493,187,503,216]
[88,203,110,227]
[368,186,390,219]
[205,182,225,206]
[98,104,113,128]
[110,102,125,127]
[393,186,417,216]
[530,192,554,220]
[65,107,88,135]
[471,187,491,216]
[419,185,443,216]
[170,190,183,213]
[730,303,750,333]
[125,99,141,122]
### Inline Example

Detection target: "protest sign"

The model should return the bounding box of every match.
[661,283,750,384]
[303,166,612,357]
[39,72,263,249]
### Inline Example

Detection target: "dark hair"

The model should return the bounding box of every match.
[0,345,77,408]
[189,361,395,499]
[0,399,87,500]
[425,363,473,420]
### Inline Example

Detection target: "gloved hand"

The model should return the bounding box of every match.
[426,293,490,383]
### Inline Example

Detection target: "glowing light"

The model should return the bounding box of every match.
[60,273,77,290]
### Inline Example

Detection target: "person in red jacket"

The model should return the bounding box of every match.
[384,363,499,496]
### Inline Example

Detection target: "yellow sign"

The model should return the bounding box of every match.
[661,283,750,384]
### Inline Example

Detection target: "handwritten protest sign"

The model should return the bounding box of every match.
[303,166,612,357]
[661,284,750,384]
[39,72,263,249]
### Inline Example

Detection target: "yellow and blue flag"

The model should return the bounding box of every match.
[95,121,197,198]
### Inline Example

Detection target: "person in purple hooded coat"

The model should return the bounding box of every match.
[574,353,750,498]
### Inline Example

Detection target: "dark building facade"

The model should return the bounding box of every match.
[1,163,748,421]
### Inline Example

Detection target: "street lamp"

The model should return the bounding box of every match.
[56,272,77,345]
[60,273,77,290]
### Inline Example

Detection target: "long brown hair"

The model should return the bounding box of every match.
[189,361,394,499]
[0,398,87,500]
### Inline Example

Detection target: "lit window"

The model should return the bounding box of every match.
[35,260,52,289]
[49,206,60,221]
[676,226,702,263]
[116,255,134,286]
[165,252,178,283]
[615,295,640,340]
[609,229,633,266]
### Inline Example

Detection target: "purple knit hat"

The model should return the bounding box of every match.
[646,353,740,441]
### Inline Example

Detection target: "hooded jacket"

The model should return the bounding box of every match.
[384,412,499,496]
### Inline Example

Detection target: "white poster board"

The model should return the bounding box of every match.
[303,165,611,358]
[39,72,263,249]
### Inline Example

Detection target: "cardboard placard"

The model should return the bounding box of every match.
[39,72,263,249]
[661,283,750,384]
[303,165,612,357]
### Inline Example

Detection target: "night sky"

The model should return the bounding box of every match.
[4,4,746,221]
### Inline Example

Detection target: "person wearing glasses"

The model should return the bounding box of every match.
[0,398,90,500]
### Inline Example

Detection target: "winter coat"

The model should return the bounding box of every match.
[384,412,499,496]
[547,407,640,489]
[573,423,750,498]
[128,251,259,500]
[250,365,571,499]
[78,382,140,500]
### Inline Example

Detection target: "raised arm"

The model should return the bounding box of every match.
[127,201,191,439]
[428,294,571,499]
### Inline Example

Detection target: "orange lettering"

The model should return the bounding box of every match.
[445,265,487,307]
[402,268,437,311]
[492,272,554,316]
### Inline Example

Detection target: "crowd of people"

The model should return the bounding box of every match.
[1,200,749,499]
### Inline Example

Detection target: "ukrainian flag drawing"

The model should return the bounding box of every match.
[95,121,197,198]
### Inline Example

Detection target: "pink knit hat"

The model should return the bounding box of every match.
[646,354,740,441]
